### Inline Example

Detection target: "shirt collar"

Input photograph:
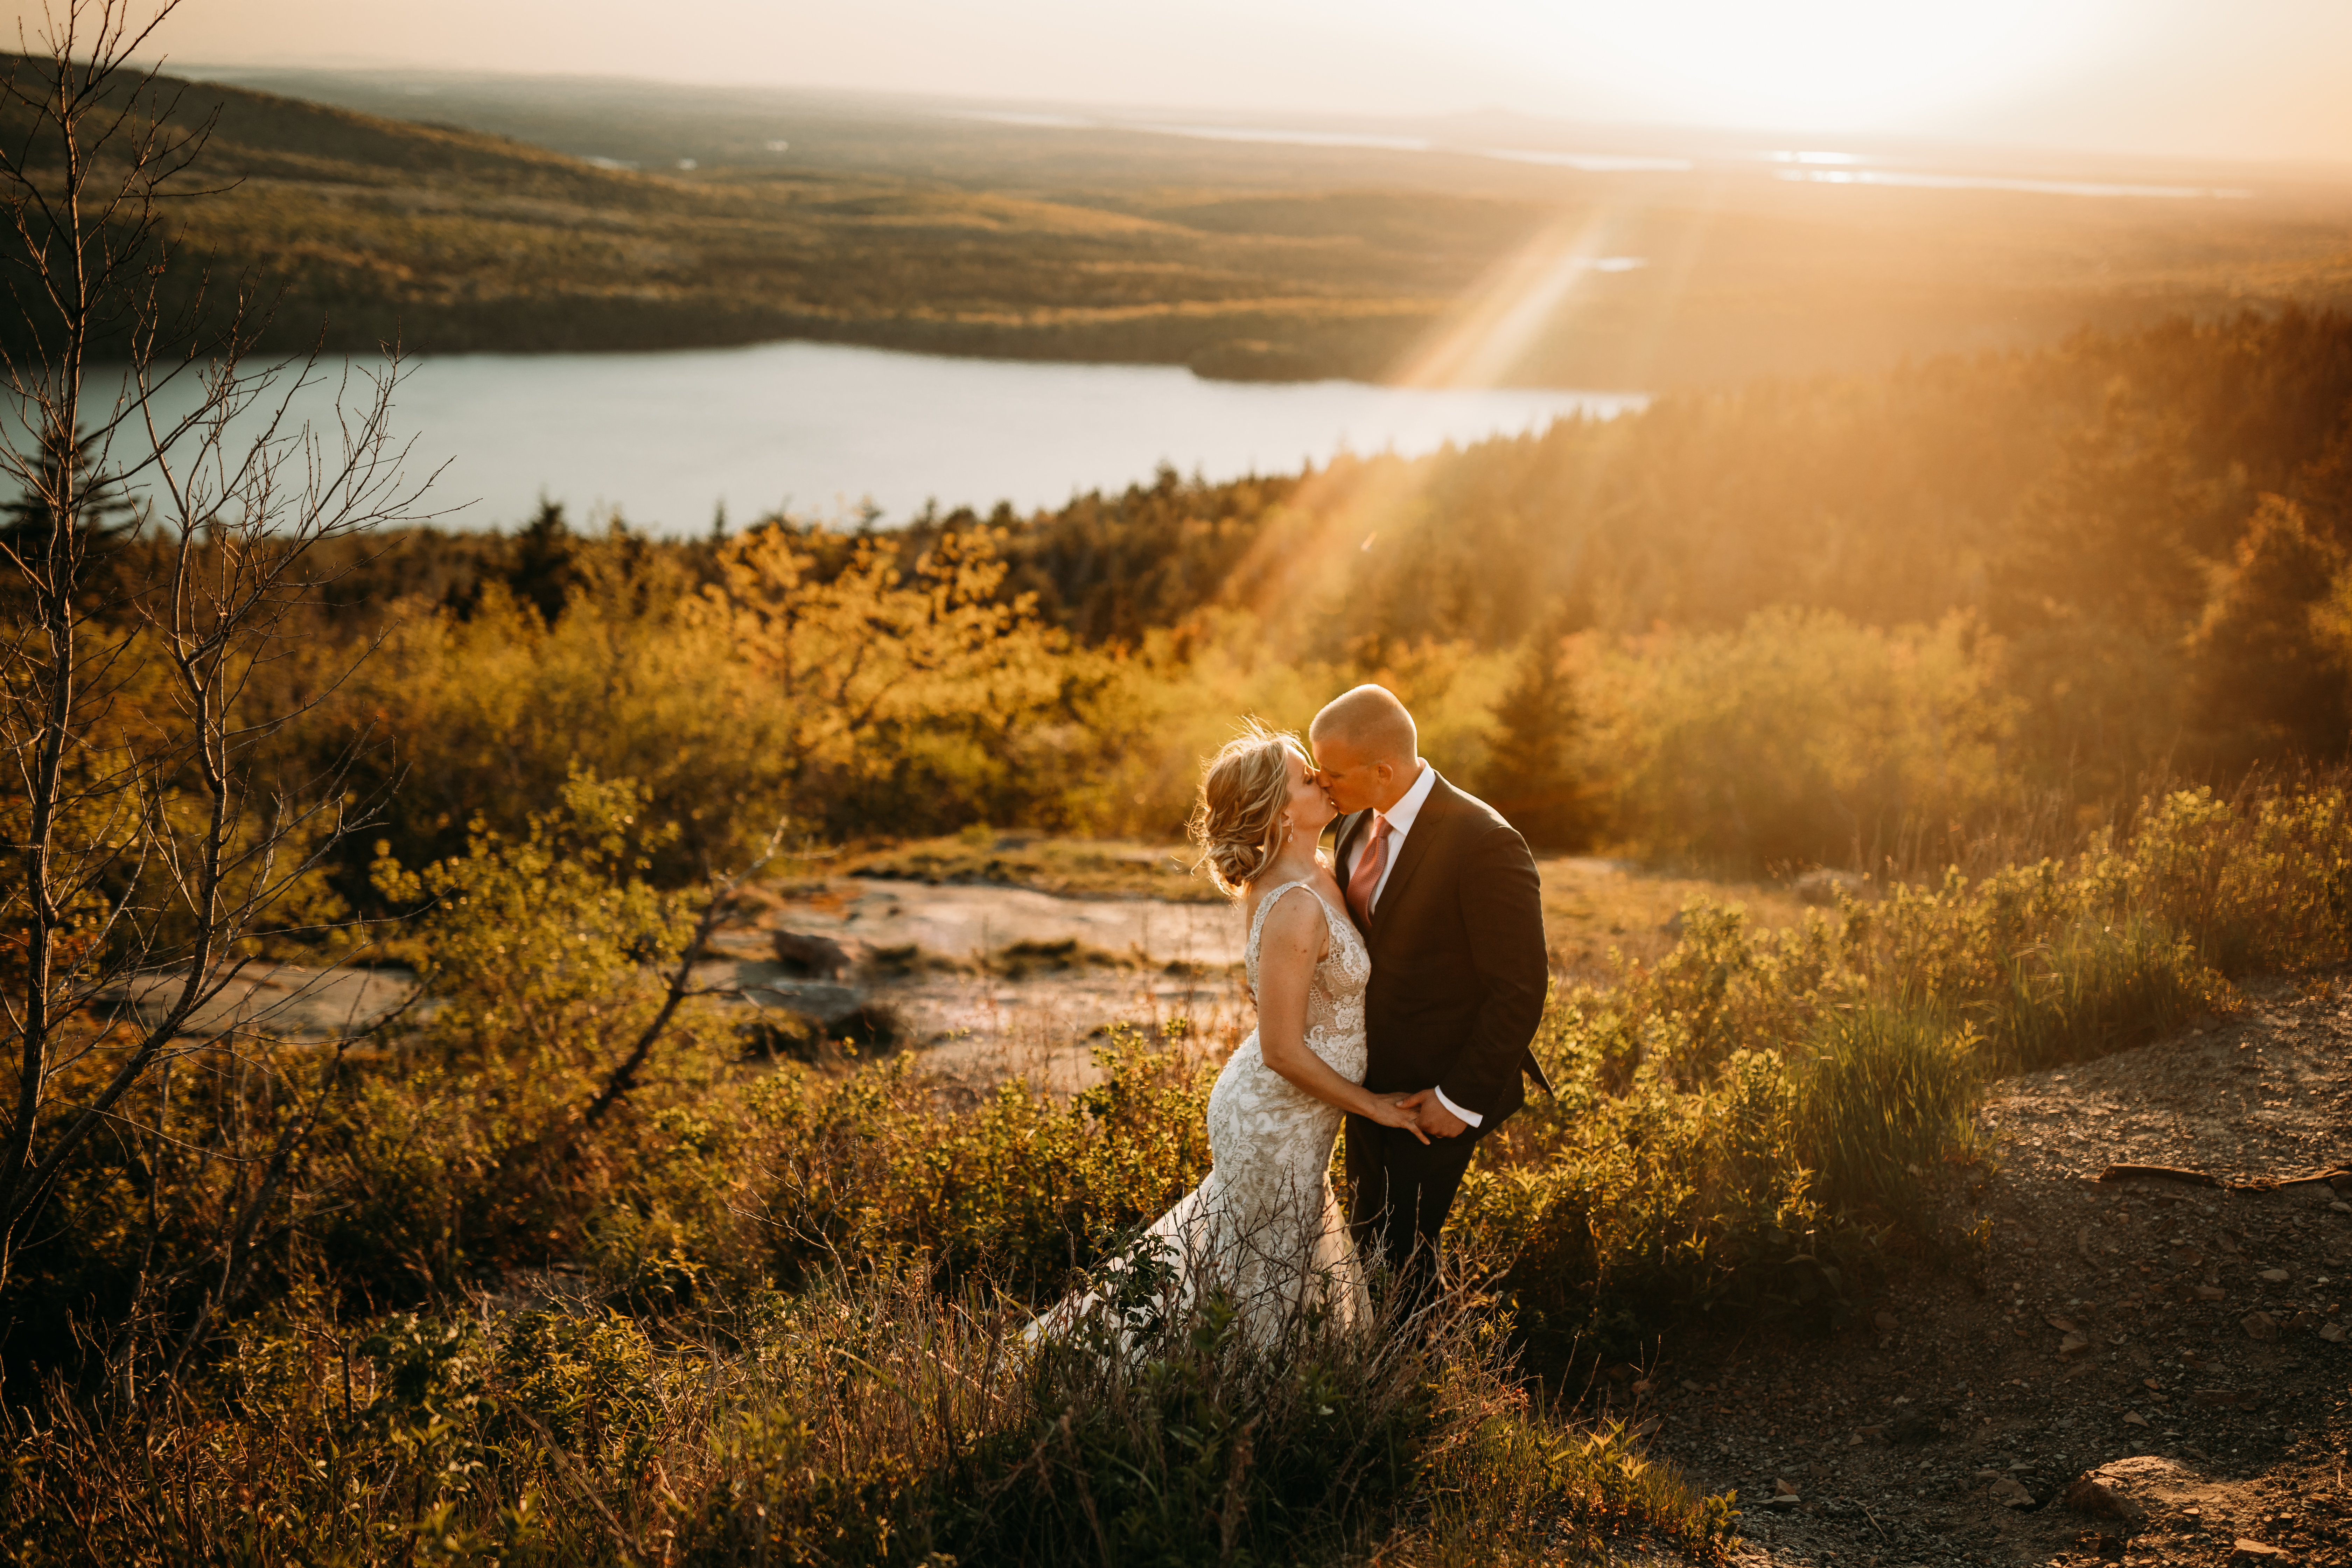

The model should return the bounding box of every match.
[1379,760,1437,839]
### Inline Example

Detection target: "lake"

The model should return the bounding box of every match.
[198,342,1639,532]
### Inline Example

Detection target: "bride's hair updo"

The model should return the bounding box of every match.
[1189,719,1307,896]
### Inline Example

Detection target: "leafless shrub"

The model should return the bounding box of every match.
[0,2,435,1334]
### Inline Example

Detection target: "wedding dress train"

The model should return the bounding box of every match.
[1030,879,1372,1345]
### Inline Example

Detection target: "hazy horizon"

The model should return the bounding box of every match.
[51,0,2352,169]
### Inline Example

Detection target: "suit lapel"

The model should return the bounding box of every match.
[1368,773,1451,946]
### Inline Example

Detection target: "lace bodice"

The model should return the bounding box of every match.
[1239,879,1370,1085]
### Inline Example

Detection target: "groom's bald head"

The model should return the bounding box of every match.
[1311,685,1416,763]
[1310,685,1420,814]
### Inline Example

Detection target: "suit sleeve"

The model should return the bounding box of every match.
[1437,821,1549,1121]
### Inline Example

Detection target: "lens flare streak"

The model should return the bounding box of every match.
[1396,215,1623,390]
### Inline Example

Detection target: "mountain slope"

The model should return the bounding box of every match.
[4,59,2351,383]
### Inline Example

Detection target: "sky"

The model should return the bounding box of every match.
[31,0,2352,166]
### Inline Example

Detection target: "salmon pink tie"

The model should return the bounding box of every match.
[1346,813,1391,928]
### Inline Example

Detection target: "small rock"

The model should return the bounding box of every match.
[1988,1476,2037,1508]
[2065,1474,2148,1524]
[771,929,861,978]
[2230,1540,2289,1563]
[1774,1477,1800,1497]
[2330,1201,2351,1214]
[2046,1312,2079,1332]
[1874,1310,1899,1332]
[2196,1284,2228,1301]
[2059,1330,2092,1356]
[1889,1409,1942,1444]
[2242,1310,2280,1341]
[2320,1321,2346,1343]
[2259,1268,2290,1283]
[1793,868,1869,905]
[2122,1411,2150,1427]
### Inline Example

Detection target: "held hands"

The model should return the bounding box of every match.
[1396,1088,1469,1139]
[1366,1092,1432,1144]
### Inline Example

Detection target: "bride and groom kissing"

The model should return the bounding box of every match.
[1035,682,1547,1344]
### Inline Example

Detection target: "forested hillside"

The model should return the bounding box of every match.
[8,55,2352,383]
[168,307,2346,888]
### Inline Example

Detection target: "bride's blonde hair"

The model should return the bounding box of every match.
[1189,719,1307,896]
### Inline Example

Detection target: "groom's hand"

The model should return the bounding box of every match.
[1398,1089,1468,1138]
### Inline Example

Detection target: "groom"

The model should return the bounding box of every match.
[1310,684,1549,1313]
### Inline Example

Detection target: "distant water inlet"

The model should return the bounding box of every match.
[59,343,1642,533]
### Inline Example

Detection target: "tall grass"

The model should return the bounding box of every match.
[1,1264,1734,1565]
[1792,1005,1983,1220]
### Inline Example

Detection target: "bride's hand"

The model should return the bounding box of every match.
[1365,1092,1430,1144]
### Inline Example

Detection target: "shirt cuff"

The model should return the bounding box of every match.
[1433,1085,1483,1128]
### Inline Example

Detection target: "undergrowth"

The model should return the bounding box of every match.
[3,780,2346,1562]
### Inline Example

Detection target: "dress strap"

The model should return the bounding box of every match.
[1246,878,1323,957]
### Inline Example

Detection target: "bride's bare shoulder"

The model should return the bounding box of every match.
[1253,882,1334,960]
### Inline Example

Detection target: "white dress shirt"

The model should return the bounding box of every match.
[1339,761,1483,1128]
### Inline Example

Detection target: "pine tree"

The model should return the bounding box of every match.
[0,424,139,555]
[0,424,141,607]
[2187,494,2351,767]
[1479,618,1597,851]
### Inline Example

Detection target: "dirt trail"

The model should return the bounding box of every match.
[699,856,1817,1090]
[1619,977,2351,1568]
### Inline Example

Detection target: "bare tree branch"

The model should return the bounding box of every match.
[0,2,435,1294]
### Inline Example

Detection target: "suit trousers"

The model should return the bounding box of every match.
[1343,1112,1491,1321]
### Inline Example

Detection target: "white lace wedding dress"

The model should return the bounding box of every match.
[1029,878,1372,1346]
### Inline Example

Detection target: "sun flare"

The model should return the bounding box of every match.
[1485,0,2109,122]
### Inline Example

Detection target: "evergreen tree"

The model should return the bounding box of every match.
[0,424,139,552]
[1479,615,1598,851]
[0,424,141,606]
[505,496,581,624]
[2187,495,2351,767]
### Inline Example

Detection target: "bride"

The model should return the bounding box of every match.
[1030,721,1427,1345]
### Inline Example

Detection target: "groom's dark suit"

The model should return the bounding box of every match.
[1335,770,1549,1302]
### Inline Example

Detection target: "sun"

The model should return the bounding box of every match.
[1492,0,2109,125]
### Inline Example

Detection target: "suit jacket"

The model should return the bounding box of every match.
[1333,771,1550,1124]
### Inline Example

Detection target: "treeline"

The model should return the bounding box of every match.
[943,307,2352,778]
[261,308,2352,879]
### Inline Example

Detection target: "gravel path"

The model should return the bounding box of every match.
[1618,976,2351,1568]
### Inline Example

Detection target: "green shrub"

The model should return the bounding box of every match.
[1988,914,2226,1070]
[1793,1005,1984,1218]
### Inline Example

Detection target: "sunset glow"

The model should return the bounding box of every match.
[86,0,2352,165]
[1524,0,2101,122]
